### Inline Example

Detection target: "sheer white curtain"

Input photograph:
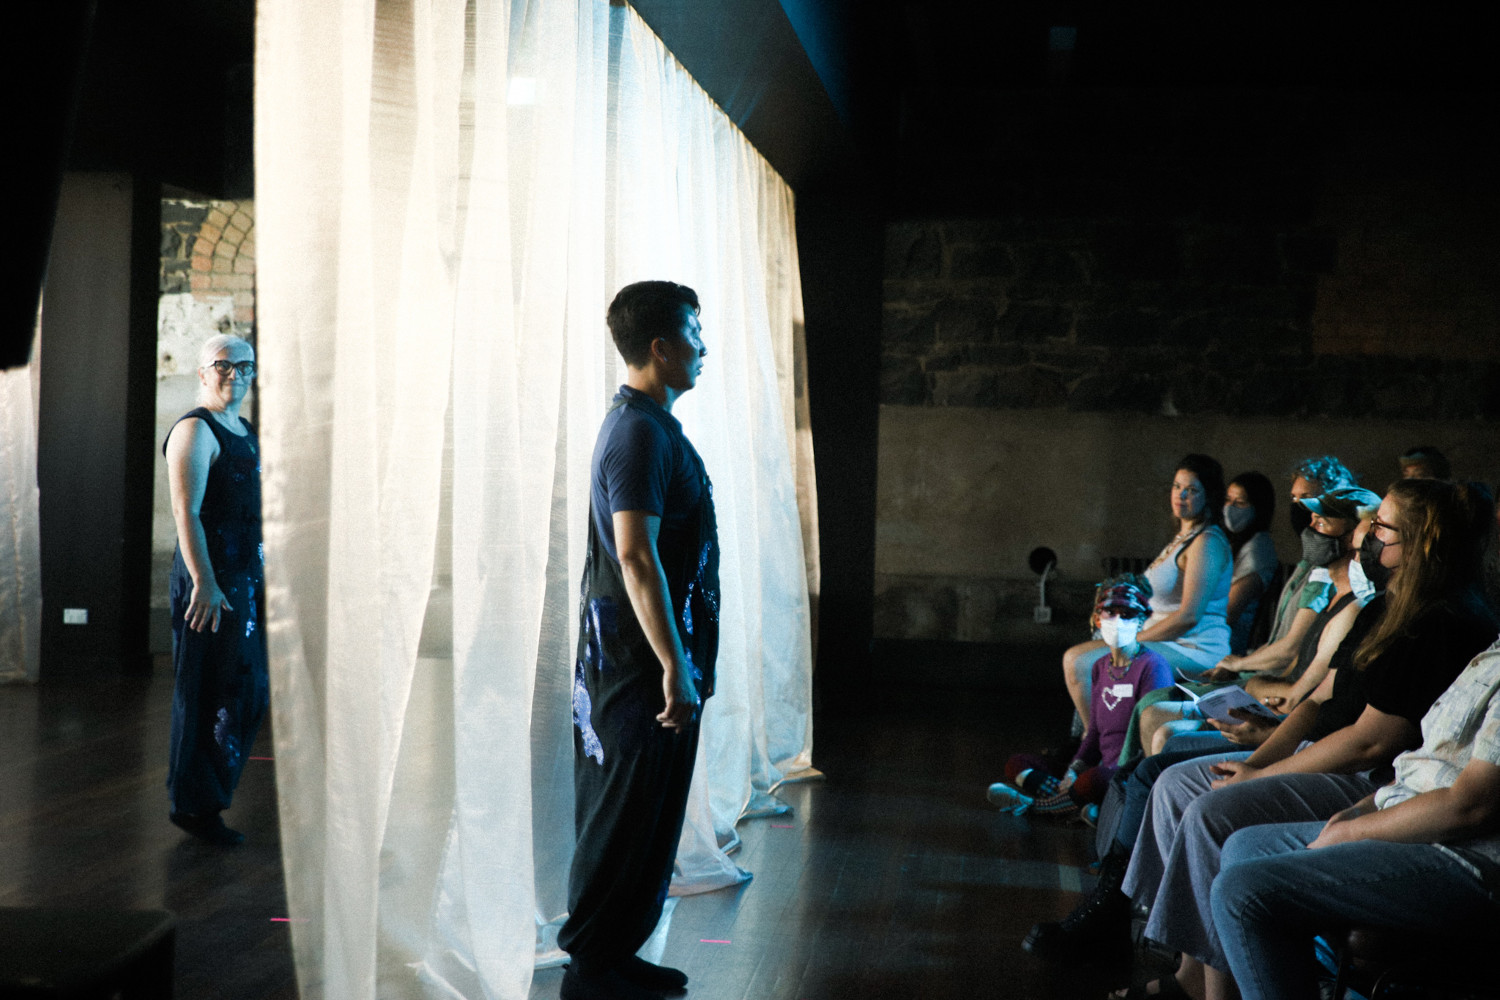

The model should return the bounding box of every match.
[255,2,818,997]
[0,325,42,686]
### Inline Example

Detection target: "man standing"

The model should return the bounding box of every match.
[560,281,720,1000]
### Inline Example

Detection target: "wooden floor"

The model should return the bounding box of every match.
[1,652,1130,999]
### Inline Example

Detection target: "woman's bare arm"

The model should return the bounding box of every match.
[165,418,231,633]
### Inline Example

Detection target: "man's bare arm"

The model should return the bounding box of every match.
[614,509,699,728]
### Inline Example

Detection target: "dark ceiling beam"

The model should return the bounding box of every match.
[626,0,865,194]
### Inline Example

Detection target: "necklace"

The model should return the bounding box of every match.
[1103,648,1135,681]
[1147,522,1203,571]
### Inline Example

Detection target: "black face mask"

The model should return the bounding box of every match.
[1290,502,1314,535]
[1299,527,1344,567]
[1358,532,1394,591]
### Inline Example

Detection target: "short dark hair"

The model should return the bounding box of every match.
[606,281,700,367]
[1399,445,1452,480]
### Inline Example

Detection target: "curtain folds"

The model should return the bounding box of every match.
[256,2,818,997]
[0,328,42,686]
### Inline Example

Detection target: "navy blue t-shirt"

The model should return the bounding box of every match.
[590,386,705,562]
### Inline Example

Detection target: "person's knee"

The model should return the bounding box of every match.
[1243,675,1283,700]
[1140,702,1180,731]
[1153,720,1203,756]
[1210,862,1255,930]
[1149,725,1173,756]
[1155,759,1209,806]
[1138,703,1175,752]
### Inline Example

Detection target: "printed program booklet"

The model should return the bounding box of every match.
[1175,683,1282,723]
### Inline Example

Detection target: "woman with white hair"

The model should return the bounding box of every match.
[162,333,266,845]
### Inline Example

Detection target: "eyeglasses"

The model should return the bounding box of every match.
[1371,518,1402,541]
[206,360,256,378]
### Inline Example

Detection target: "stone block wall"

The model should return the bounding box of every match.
[875,91,1500,647]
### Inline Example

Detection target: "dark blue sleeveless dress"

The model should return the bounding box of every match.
[164,407,268,816]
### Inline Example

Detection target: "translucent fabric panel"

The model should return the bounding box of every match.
[256,2,816,998]
[0,326,41,685]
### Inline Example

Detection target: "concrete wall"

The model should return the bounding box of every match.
[875,408,1500,643]
[874,91,1500,645]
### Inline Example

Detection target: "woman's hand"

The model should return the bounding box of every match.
[1205,708,1281,747]
[1209,759,1262,789]
[186,579,233,633]
[1201,664,1241,684]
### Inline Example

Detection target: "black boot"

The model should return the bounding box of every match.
[1021,844,1132,963]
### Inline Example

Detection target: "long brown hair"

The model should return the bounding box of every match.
[1354,479,1497,669]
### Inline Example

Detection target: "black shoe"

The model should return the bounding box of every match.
[1021,846,1131,961]
[561,964,665,1000]
[620,955,687,994]
[170,811,246,846]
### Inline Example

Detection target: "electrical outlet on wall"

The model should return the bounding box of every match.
[63,608,89,625]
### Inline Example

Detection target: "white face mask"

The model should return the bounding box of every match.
[1347,554,1378,603]
[1223,503,1256,533]
[1099,615,1141,650]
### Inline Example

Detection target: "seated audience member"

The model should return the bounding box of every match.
[1021,515,1382,966]
[1255,456,1358,646]
[1221,472,1277,656]
[1138,486,1380,756]
[1060,456,1234,736]
[1115,479,1499,1000]
[1235,486,1381,708]
[1398,444,1451,480]
[1130,459,1355,751]
[997,576,1171,821]
[1211,637,1500,1000]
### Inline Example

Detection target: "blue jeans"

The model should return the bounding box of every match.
[1106,739,1240,856]
[1212,822,1499,1000]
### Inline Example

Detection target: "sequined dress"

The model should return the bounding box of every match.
[164,407,268,817]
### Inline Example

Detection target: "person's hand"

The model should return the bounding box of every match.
[1200,659,1236,683]
[186,579,233,633]
[1056,768,1078,795]
[1309,801,1377,849]
[1204,707,1281,747]
[1209,759,1261,789]
[658,658,701,729]
[1260,690,1304,713]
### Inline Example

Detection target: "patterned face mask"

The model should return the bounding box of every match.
[1299,526,1344,567]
